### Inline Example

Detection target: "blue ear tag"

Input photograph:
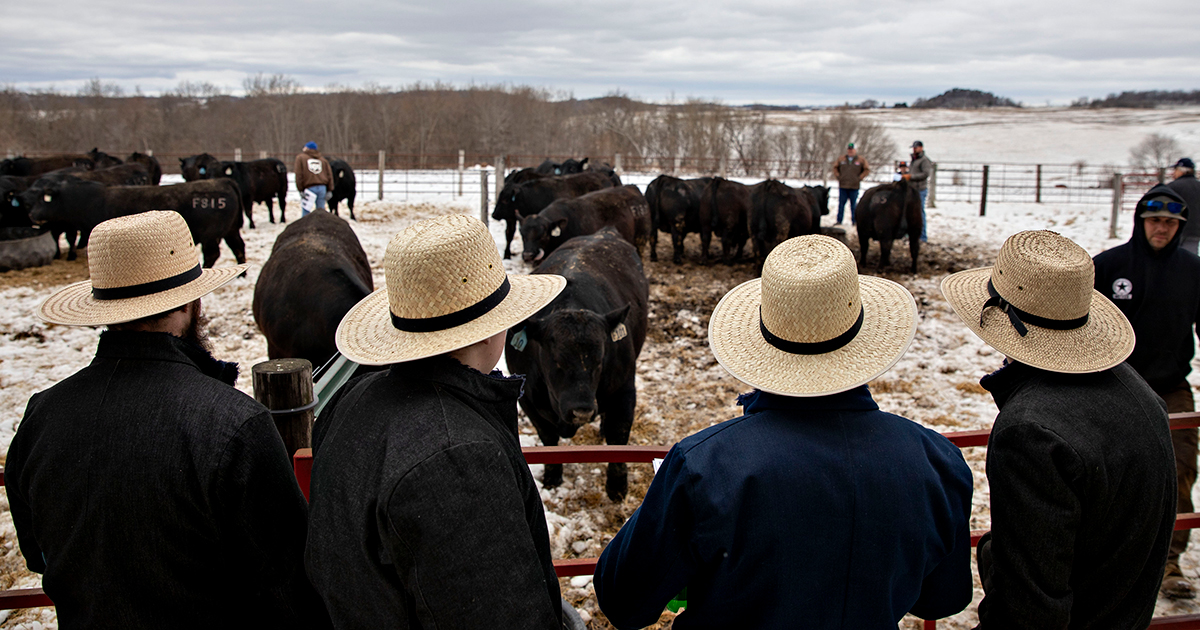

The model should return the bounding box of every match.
[199,167,206,174]
[10,199,17,207]
[510,329,528,352]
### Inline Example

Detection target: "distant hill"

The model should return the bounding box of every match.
[912,88,1019,109]
[1074,90,1200,109]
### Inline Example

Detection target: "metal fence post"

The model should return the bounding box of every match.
[235,148,242,162]
[378,150,385,201]
[928,163,937,209]
[1110,173,1123,239]
[480,170,489,224]
[495,155,505,201]
[458,149,465,196]
[614,153,622,173]
[980,165,989,217]
[1036,165,1042,203]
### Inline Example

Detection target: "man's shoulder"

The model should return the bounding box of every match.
[1093,242,1132,267]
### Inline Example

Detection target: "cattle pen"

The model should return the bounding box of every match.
[1,413,1199,628]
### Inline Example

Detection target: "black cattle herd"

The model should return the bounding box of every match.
[0,150,924,497]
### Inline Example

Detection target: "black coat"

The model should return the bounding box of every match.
[5,331,325,629]
[1169,173,1200,245]
[305,356,562,629]
[976,361,1176,629]
[1093,184,1200,391]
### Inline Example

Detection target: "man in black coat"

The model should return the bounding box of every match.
[1093,183,1200,598]
[943,230,1177,626]
[1169,158,1200,254]
[305,214,570,628]
[5,211,328,629]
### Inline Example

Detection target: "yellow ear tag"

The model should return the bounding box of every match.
[611,323,628,342]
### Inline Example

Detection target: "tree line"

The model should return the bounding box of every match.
[0,76,895,176]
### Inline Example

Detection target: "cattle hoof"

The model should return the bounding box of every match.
[606,476,628,501]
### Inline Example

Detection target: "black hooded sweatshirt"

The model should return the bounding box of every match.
[1093,184,1200,392]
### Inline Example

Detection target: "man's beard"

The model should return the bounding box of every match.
[184,304,212,353]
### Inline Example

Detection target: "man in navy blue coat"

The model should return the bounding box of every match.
[594,235,974,629]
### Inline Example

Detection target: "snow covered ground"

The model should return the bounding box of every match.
[2,107,1200,628]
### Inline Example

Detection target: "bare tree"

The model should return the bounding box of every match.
[1129,133,1182,171]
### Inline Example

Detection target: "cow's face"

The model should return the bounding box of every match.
[0,183,29,226]
[523,304,630,431]
[25,180,71,225]
[519,215,566,263]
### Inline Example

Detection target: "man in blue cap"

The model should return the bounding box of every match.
[1169,158,1200,254]
[294,142,334,216]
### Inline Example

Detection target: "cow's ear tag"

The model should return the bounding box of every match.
[199,167,206,174]
[224,166,232,175]
[551,226,561,237]
[511,329,528,352]
[611,323,628,342]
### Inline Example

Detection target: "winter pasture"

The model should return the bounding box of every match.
[0,106,1199,629]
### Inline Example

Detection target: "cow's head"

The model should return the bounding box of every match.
[26,177,96,226]
[0,180,29,227]
[518,304,631,433]
[519,213,567,263]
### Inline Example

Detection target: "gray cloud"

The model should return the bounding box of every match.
[2,0,1197,104]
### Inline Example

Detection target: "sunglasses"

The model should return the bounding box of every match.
[1145,199,1185,214]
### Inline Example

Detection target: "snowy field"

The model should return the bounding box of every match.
[1,107,1200,628]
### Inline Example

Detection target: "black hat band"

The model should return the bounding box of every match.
[91,264,202,301]
[760,305,864,355]
[982,279,1088,337]
[391,277,510,333]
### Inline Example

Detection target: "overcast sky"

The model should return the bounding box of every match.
[2,1,1197,106]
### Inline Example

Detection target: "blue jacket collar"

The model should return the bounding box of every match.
[738,384,879,413]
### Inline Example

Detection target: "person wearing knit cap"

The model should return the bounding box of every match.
[1093,183,1200,599]
[295,141,334,216]
[943,230,1175,626]
[1169,157,1200,254]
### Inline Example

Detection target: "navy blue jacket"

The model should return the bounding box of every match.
[593,386,973,629]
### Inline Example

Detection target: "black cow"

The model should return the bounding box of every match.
[699,177,751,264]
[86,148,123,169]
[244,158,289,224]
[26,178,246,267]
[43,163,152,187]
[506,227,649,500]
[2,176,79,260]
[205,161,256,228]
[534,159,562,175]
[327,158,357,220]
[253,211,373,368]
[519,185,650,263]
[179,153,220,181]
[800,184,830,233]
[127,152,162,185]
[491,168,547,258]
[645,175,714,264]
[493,171,616,259]
[0,155,94,177]
[749,179,817,275]
[856,178,923,273]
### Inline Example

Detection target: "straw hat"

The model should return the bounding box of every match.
[940,230,1134,373]
[708,235,917,397]
[39,211,247,326]
[336,214,566,365]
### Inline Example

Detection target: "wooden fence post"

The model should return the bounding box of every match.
[458,149,465,196]
[980,165,989,217]
[481,170,489,224]
[928,163,937,209]
[1158,167,1166,184]
[234,148,242,162]
[1110,173,1123,239]
[378,150,385,201]
[614,153,622,173]
[495,155,505,201]
[673,155,682,175]
[252,359,315,459]
[1035,165,1042,203]
[259,150,268,160]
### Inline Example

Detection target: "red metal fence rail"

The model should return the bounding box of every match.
[3,412,1200,626]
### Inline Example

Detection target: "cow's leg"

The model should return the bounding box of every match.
[721,236,734,264]
[266,198,276,223]
[528,407,564,488]
[600,386,635,501]
[649,226,658,262]
[50,228,63,259]
[879,238,893,270]
[244,194,255,229]
[503,219,516,259]
[329,199,340,217]
[671,227,685,265]
[279,193,287,222]
[909,233,920,274]
[858,234,869,267]
[224,228,247,265]
[65,229,80,261]
[200,240,221,268]
[701,226,713,264]
[347,195,356,221]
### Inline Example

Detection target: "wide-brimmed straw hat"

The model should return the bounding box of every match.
[336,214,566,365]
[941,230,1134,373]
[708,235,917,397]
[39,211,247,326]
